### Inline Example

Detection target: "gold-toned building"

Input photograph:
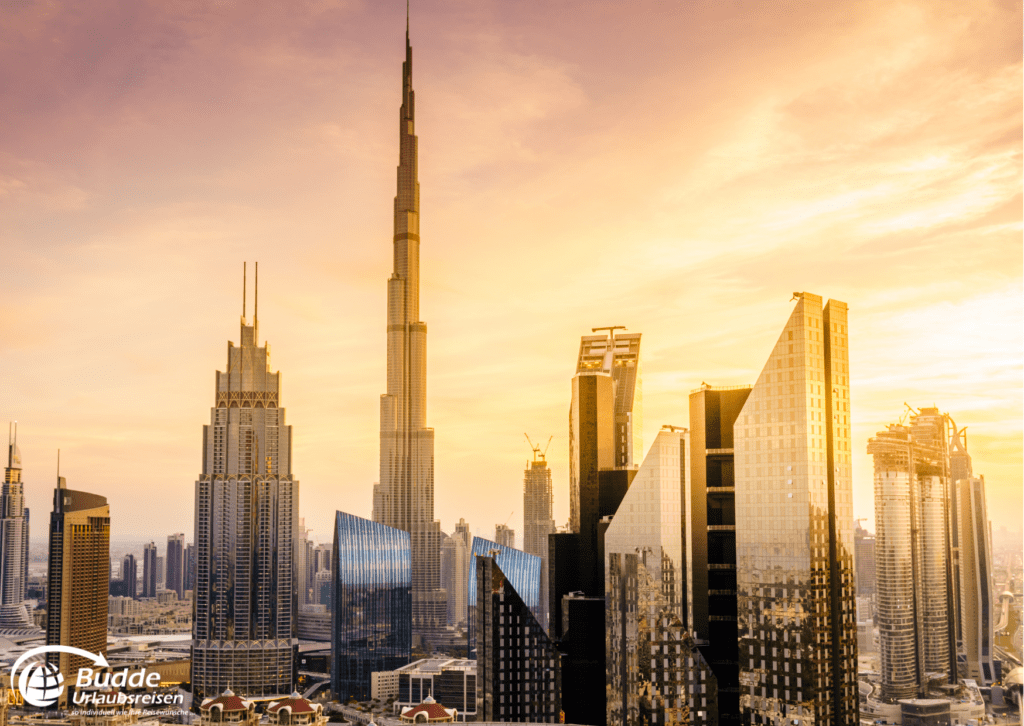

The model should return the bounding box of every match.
[734,293,858,726]
[46,477,110,698]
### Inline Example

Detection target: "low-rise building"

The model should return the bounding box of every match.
[199,687,257,725]
[266,692,327,725]
[400,695,457,723]
[389,659,476,721]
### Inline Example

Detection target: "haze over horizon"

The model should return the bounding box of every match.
[2,0,1021,546]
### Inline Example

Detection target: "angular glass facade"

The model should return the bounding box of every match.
[332,511,411,701]
[475,556,561,722]
[606,428,716,726]
[467,537,541,654]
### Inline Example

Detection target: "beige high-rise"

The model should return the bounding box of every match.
[192,300,298,700]
[372,27,445,636]
[734,293,858,726]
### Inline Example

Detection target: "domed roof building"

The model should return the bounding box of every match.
[266,692,327,725]
[199,687,257,724]
[399,695,457,723]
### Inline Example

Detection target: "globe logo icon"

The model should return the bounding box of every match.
[17,660,65,707]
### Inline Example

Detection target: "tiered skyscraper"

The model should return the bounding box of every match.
[0,424,36,632]
[192,275,298,699]
[372,23,446,636]
[734,293,858,726]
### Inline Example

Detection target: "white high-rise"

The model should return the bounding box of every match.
[0,424,37,632]
[372,26,446,635]
[192,273,298,700]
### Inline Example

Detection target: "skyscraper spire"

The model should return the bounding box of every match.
[375,18,445,637]
[1,421,38,632]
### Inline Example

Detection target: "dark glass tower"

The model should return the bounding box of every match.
[689,385,751,726]
[467,536,542,655]
[474,555,561,722]
[332,511,411,701]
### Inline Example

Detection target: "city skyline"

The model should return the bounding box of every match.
[1,1,1021,544]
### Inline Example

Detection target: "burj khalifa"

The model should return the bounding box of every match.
[372,22,446,637]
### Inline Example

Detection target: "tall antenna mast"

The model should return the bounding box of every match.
[243,262,247,321]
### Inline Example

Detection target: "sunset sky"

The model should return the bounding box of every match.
[2,0,1021,548]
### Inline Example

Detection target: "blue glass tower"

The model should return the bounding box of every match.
[467,537,541,654]
[332,511,412,701]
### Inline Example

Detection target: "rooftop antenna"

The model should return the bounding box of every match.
[406,0,410,37]
[254,261,258,326]
[242,262,247,322]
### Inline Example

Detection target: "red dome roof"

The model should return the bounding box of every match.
[201,688,251,713]
[268,692,318,714]
[403,702,454,720]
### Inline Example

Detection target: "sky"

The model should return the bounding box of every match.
[1,0,1021,550]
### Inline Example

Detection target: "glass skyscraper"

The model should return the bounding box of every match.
[606,427,718,726]
[734,293,858,726]
[332,511,411,701]
[474,555,561,722]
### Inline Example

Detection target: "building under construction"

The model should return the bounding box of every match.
[868,406,958,701]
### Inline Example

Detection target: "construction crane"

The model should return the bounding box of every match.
[524,433,553,463]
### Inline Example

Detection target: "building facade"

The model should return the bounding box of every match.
[868,408,958,701]
[522,446,554,631]
[494,524,515,549]
[332,510,411,701]
[474,556,560,722]
[467,537,541,655]
[440,534,468,627]
[606,427,717,726]
[192,290,298,700]
[854,523,876,598]
[46,478,110,691]
[122,554,137,600]
[575,330,643,469]
[166,533,184,599]
[957,476,995,684]
[0,424,36,631]
[371,23,446,639]
[734,293,858,726]
[689,386,752,726]
[392,658,477,720]
[142,542,157,598]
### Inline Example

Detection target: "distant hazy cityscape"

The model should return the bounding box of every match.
[0,10,1021,726]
